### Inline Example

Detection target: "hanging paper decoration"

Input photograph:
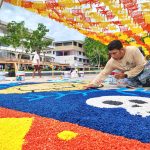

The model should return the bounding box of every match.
[119,0,149,32]
[4,0,150,55]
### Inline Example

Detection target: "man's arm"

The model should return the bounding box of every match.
[84,60,114,89]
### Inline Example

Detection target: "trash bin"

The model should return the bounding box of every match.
[16,71,25,81]
[63,71,71,79]
[79,71,84,77]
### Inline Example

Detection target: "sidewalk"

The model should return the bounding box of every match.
[0,74,94,84]
[0,75,120,90]
[0,74,149,90]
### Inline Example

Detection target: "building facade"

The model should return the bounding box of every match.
[0,20,90,71]
[53,40,89,68]
[0,20,55,70]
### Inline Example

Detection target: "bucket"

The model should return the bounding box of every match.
[104,75,117,85]
[116,78,127,87]
[79,71,84,77]
[16,71,25,81]
[71,70,79,78]
[0,72,5,81]
[63,71,71,79]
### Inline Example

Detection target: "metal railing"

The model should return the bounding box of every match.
[0,57,70,66]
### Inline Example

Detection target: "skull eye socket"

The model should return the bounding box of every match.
[103,101,123,105]
[132,105,142,107]
[129,100,147,104]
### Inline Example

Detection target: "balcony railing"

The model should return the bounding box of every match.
[0,57,32,64]
[0,57,69,66]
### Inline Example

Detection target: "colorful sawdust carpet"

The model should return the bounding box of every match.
[0,82,150,150]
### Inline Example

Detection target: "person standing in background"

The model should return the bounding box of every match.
[32,50,42,78]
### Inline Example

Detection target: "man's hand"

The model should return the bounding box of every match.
[114,72,127,79]
[83,84,103,90]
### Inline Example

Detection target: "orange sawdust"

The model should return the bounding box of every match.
[0,107,150,150]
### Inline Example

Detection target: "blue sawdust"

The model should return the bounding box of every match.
[0,85,150,143]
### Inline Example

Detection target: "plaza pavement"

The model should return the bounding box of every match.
[0,74,149,90]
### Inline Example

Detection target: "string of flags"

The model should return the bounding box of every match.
[4,0,150,55]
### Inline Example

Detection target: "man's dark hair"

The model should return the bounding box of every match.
[108,40,123,51]
[37,50,41,54]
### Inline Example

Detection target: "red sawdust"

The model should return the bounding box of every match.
[0,107,150,150]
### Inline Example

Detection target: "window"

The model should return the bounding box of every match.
[21,54,30,60]
[9,53,15,59]
[55,43,63,46]
[56,51,63,56]
[79,58,82,62]
[74,57,77,60]
[64,51,69,55]
[73,41,77,46]
[78,43,82,48]
[63,42,72,46]
[79,51,82,55]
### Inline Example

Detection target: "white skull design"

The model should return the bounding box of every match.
[86,96,150,117]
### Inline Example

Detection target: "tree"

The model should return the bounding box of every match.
[7,21,29,50]
[0,21,52,71]
[0,35,11,46]
[28,23,52,53]
[83,37,108,68]
[27,23,53,66]
[0,21,30,71]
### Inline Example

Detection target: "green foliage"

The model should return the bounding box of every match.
[0,21,52,53]
[28,23,52,52]
[83,37,108,66]
[0,36,11,46]
[6,21,29,51]
[0,21,52,71]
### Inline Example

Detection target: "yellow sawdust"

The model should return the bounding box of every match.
[57,130,78,141]
[0,118,33,150]
[0,83,85,94]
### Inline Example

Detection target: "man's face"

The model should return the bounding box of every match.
[109,49,124,60]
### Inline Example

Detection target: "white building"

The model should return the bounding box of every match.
[0,20,90,70]
[53,40,89,68]
[0,20,55,68]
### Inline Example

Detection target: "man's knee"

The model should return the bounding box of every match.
[138,64,150,84]
[126,80,140,87]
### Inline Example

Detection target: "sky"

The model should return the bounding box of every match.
[0,2,85,42]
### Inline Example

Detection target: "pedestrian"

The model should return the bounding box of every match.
[32,50,42,78]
